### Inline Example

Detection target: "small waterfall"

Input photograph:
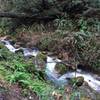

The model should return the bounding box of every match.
[22,48,39,57]
[1,40,20,53]
[45,56,68,85]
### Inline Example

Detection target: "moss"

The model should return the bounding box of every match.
[37,52,47,62]
[33,52,47,71]
[0,43,5,49]
[69,76,84,87]
[55,63,68,75]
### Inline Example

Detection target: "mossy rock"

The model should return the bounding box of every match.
[70,76,84,87]
[0,43,5,49]
[55,63,68,75]
[33,52,47,71]
[37,52,47,62]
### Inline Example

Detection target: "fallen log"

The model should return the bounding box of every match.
[0,11,62,20]
[0,12,38,18]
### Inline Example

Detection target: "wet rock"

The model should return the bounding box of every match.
[14,43,21,49]
[70,76,84,87]
[15,42,24,47]
[33,52,47,71]
[47,52,57,57]
[55,63,68,75]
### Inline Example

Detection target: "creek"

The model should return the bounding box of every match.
[0,39,100,93]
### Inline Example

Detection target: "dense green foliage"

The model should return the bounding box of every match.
[0,0,100,99]
[0,46,66,99]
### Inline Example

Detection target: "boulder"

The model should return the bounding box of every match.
[55,63,68,75]
[33,52,47,71]
[70,76,84,87]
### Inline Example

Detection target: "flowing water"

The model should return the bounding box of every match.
[46,56,100,92]
[0,39,100,93]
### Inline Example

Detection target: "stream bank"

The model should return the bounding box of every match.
[0,35,100,100]
[0,33,100,100]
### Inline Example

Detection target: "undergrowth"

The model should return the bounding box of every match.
[0,46,66,100]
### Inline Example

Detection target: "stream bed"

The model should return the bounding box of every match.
[0,39,100,94]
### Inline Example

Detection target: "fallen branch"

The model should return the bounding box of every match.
[0,12,60,20]
[0,12,38,18]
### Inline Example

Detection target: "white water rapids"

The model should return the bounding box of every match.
[0,40,100,92]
